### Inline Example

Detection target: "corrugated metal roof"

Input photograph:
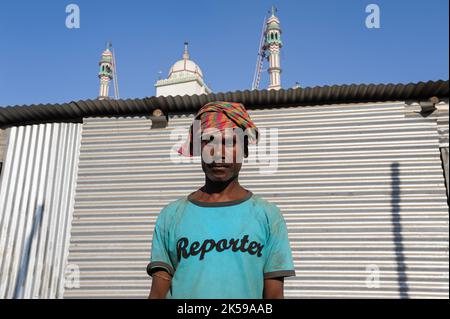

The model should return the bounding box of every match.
[0,80,448,127]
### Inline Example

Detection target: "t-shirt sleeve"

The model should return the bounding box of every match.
[146,207,175,277]
[263,206,296,279]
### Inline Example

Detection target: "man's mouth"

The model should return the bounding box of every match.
[210,163,230,168]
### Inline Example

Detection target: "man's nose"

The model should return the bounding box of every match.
[211,142,226,163]
[213,148,226,163]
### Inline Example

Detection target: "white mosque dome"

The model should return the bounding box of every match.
[168,58,204,79]
[155,42,212,97]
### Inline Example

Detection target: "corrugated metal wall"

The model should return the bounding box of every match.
[0,128,9,180]
[437,103,449,198]
[405,101,449,197]
[0,128,8,164]
[0,122,82,298]
[66,102,449,299]
[436,103,449,148]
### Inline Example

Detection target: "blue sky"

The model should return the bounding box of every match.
[0,0,448,107]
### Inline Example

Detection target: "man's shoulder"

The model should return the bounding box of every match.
[250,193,280,210]
[249,193,283,222]
[159,196,190,217]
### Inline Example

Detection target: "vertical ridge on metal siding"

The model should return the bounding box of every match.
[0,122,82,298]
[67,103,448,299]
[437,103,449,199]
[437,104,449,148]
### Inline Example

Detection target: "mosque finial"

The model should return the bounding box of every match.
[183,41,190,60]
[270,5,277,17]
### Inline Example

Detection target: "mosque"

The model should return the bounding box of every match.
[0,8,448,299]
[98,7,283,99]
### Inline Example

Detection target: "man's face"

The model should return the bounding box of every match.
[200,129,245,182]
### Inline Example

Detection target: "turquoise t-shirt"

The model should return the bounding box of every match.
[147,191,296,299]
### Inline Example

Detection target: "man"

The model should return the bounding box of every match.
[147,101,295,299]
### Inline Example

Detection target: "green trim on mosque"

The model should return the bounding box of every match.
[265,33,282,46]
[267,22,280,31]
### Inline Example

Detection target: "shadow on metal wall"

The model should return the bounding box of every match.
[390,162,409,298]
[13,204,44,299]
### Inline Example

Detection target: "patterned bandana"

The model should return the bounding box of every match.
[178,101,259,157]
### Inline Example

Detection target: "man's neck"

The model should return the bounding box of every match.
[194,176,248,202]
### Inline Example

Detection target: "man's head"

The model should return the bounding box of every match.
[200,127,246,182]
[178,101,259,182]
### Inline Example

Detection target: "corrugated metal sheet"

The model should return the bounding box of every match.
[437,104,449,148]
[0,129,8,163]
[441,148,449,199]
[0,80,448,127]
[0,122,82,298]
[404,102,449,198]
[437,103,449,198]
[66,101,448,299]
[0,129,8,179]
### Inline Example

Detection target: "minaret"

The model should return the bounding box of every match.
[98,43,114,100]
[264,6,282,90]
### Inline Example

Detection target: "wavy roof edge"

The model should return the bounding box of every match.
[0,80,448,127]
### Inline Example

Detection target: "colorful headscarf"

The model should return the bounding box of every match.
[178,101,259,157]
